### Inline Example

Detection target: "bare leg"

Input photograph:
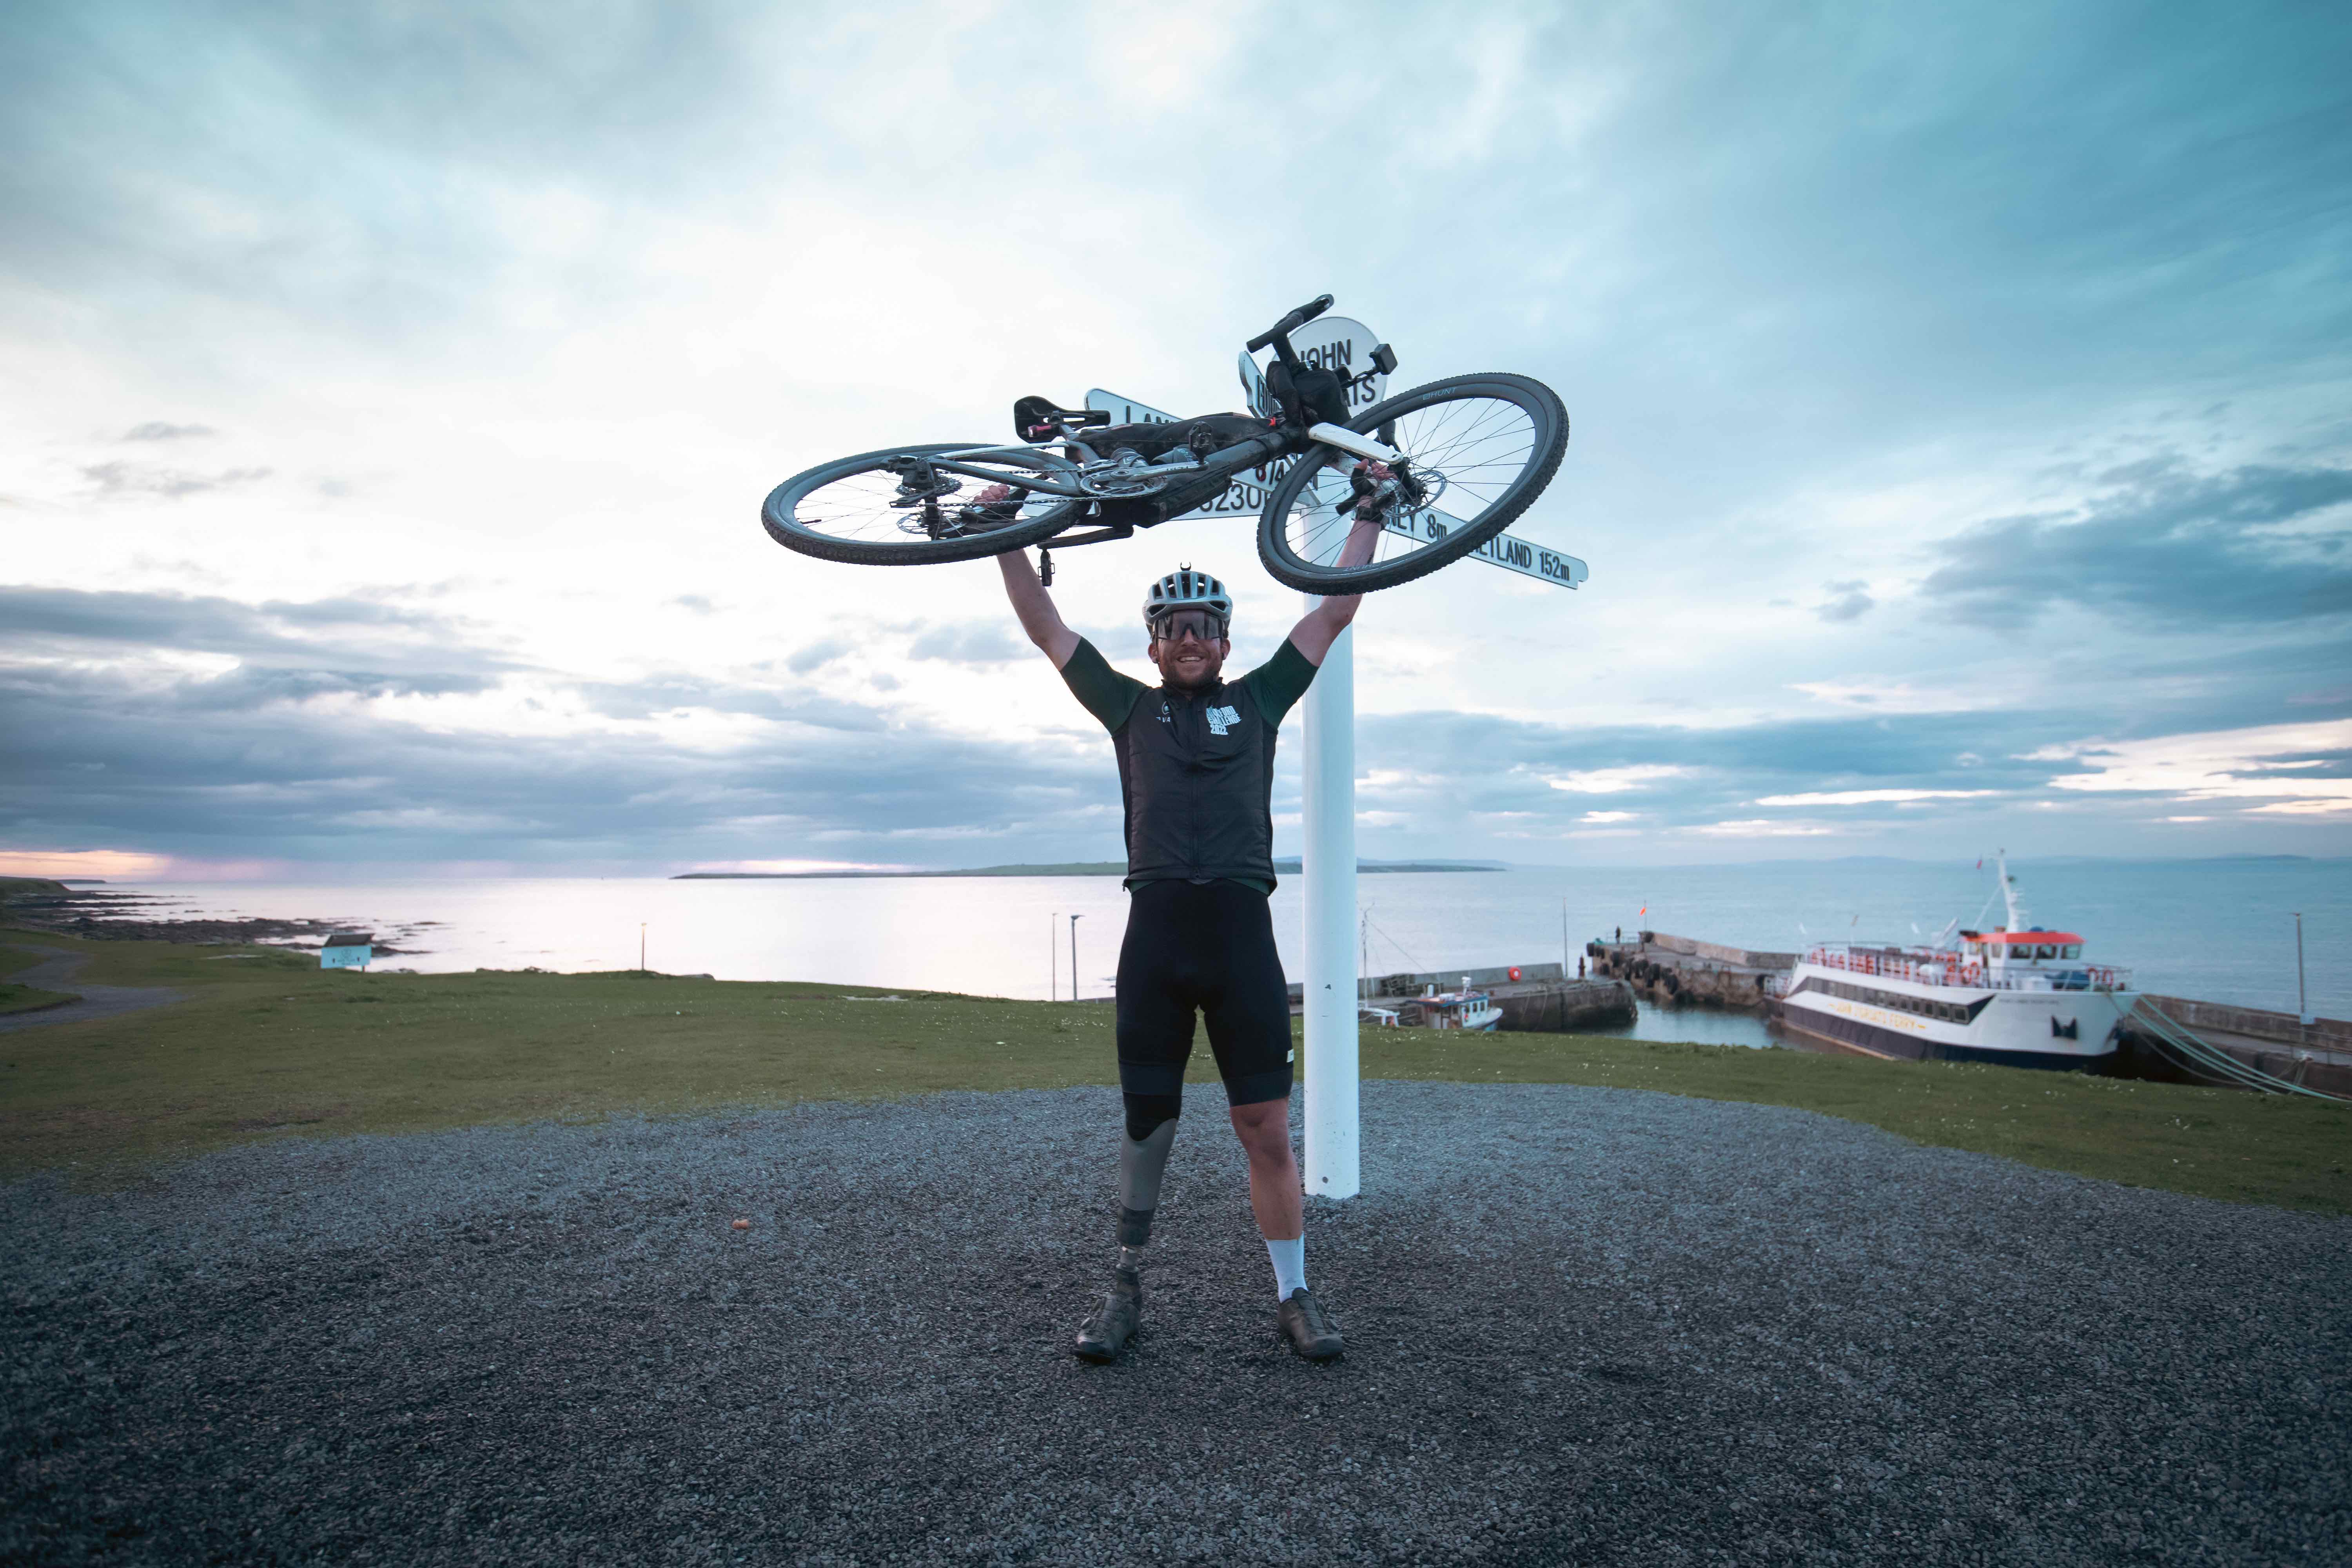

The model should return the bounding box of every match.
[1227,1099,1303,1240]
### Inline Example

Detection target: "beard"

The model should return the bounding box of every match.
[1157,646,1224,689]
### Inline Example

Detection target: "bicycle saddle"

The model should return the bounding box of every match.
[1013,396,1110,441]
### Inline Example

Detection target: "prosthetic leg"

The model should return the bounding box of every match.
[1074,1104,1178,1362]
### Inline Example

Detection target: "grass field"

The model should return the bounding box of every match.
[0,982,80,1016]
[5,929,2348,1211]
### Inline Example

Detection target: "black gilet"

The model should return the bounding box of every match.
[1114,678,1278,891]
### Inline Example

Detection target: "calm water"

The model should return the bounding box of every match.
[106,859,2346,1042]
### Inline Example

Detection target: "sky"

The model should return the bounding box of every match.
[2,0,2349,880]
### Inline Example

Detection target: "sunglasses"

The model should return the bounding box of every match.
[1150,612,1227,645]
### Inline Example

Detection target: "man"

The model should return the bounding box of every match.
[996,519,1379,1363]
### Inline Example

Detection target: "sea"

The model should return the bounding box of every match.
[96,858,2347,1047]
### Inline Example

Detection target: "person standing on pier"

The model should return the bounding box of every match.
[995,521,1378,1363]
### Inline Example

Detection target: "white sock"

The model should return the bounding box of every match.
[1265,1234,1306,1301]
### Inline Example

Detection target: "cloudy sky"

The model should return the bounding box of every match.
[3,0,2348,879]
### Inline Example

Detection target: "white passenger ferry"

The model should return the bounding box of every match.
[1777,855,2133,1072]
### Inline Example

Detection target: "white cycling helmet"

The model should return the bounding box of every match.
[1143,564,1232,632]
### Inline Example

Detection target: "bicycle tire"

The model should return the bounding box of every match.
[1255,373,1568,594]
[762,443,1087,566]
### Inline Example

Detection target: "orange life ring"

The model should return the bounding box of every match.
[1507,966,1523,982]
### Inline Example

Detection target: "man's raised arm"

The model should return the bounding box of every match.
[998,547,1081,668]
[1286,513,1386,666]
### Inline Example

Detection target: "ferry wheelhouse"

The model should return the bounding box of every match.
[1777,856,2133,1071]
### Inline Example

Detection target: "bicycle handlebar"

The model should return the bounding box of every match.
[1246,294,1334,353]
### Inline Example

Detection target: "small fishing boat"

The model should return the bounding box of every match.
[1776,854,2132,1071]
[1411,978,1503,1033]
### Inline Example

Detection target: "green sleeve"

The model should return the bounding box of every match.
[1241,637,1319,727]
[1058,638,1149,733]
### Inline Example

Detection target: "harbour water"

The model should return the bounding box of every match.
[92,858,2347,1045]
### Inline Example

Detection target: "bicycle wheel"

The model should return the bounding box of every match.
[1256,373,1567,593]
[762,443,1089,565]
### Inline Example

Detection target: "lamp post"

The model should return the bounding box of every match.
[2296,911,2312,1026]
[1069,914,1083,1003]
[1050,912,1057,1002]
[639,922,646,975]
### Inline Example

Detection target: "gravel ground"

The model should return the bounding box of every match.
[4,1082,2346,1566]
[0,945,184,1034]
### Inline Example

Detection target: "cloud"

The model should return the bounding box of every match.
[1686,820,1838,837]
[0,653,1111,866]
[786,639,852,675]
[0,848,172,878]
[121,421,216,441]
[0,584,492,668]
[1790,680,1985,713]
[907,621,1025,664]
[80,461,273,499]
[1755,789,2001,806]
[1545,764,1690,794]
[1815,579,1874,622]
[1923,460,2352,629]
[3,1,2349,870]
[2033,718,2352,815]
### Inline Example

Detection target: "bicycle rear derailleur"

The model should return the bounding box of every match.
[882,455,967,538]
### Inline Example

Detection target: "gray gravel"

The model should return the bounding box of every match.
[0,944,186,1034]
[4,1082,2347,1566]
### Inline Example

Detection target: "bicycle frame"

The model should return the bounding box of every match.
[907,423,1400,515]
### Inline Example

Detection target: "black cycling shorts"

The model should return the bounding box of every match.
[1114,878,1294,1109]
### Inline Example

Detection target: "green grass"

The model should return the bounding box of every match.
[5,929,2348,1211]
[0,982,79,1016]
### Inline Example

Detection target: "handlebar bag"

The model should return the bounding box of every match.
[1264,360,1352,428]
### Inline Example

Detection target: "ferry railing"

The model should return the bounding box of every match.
[1802,945,2131,993]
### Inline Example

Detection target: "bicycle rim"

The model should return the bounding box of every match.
[762,443,1086,566]
[1256,374,1567,593]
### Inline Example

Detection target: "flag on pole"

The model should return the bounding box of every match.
[1637,906,1646,916]
[1975,857,1982,869]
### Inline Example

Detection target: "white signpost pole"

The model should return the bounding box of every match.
[1300,613,1359,1200]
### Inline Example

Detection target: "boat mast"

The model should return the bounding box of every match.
[1997,849,2028,930]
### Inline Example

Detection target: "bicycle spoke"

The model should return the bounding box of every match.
[1278,391,1544,570]
[791,456,1071,547]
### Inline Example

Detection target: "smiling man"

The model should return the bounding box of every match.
[996,531,1377,1364]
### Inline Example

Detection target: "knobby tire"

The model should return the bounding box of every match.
[1255,373,1568,594]
[762,443,1084,566]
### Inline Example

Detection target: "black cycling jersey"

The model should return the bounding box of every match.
[1058,636,1318,893]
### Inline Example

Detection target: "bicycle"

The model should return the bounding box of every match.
[759,294,1568,594]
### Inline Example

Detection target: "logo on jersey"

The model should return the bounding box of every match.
[1207,704,1240,736]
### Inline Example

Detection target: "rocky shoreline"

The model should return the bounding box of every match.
[0,886,421,953]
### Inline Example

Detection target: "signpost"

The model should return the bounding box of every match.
[1084,339,1586,1200]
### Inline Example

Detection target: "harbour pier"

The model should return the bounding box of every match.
[2118,996,2352,1097]
[1287,963,1636,1032]
[1587,931,1794,1012]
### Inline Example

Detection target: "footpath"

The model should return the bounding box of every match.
[0,944,185,1034]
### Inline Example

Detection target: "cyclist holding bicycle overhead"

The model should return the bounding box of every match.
[995,508,1383,1364]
